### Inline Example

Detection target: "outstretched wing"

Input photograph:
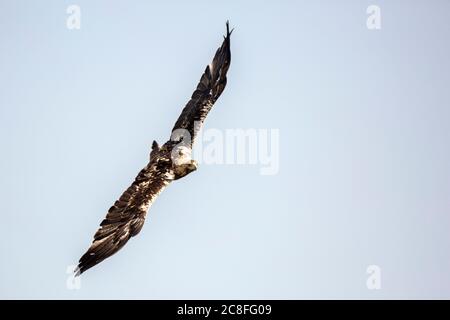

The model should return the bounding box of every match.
[76,161,173,275]
[172,21,232,145]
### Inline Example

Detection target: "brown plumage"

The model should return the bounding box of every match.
[76,22,232,275]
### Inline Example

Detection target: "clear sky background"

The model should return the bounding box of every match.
[1,0,449,299]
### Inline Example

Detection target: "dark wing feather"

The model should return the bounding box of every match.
[172,21,232,145]
[76,162,172,275]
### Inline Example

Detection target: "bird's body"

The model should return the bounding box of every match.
[76,22,233,275]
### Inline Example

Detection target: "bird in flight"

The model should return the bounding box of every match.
[76,22,233,275]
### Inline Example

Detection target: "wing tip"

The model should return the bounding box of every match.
[76,248,99,276]
[225,20,234,38]
[75,257,89,276]
[74,265,83,277]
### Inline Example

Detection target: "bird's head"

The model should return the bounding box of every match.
[172,145,192,166]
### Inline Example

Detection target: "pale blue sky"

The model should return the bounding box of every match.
[1,0,449,299]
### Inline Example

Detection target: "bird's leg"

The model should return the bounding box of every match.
[173,160,198,180]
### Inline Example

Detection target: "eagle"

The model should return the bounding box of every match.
[76,22,233,275]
